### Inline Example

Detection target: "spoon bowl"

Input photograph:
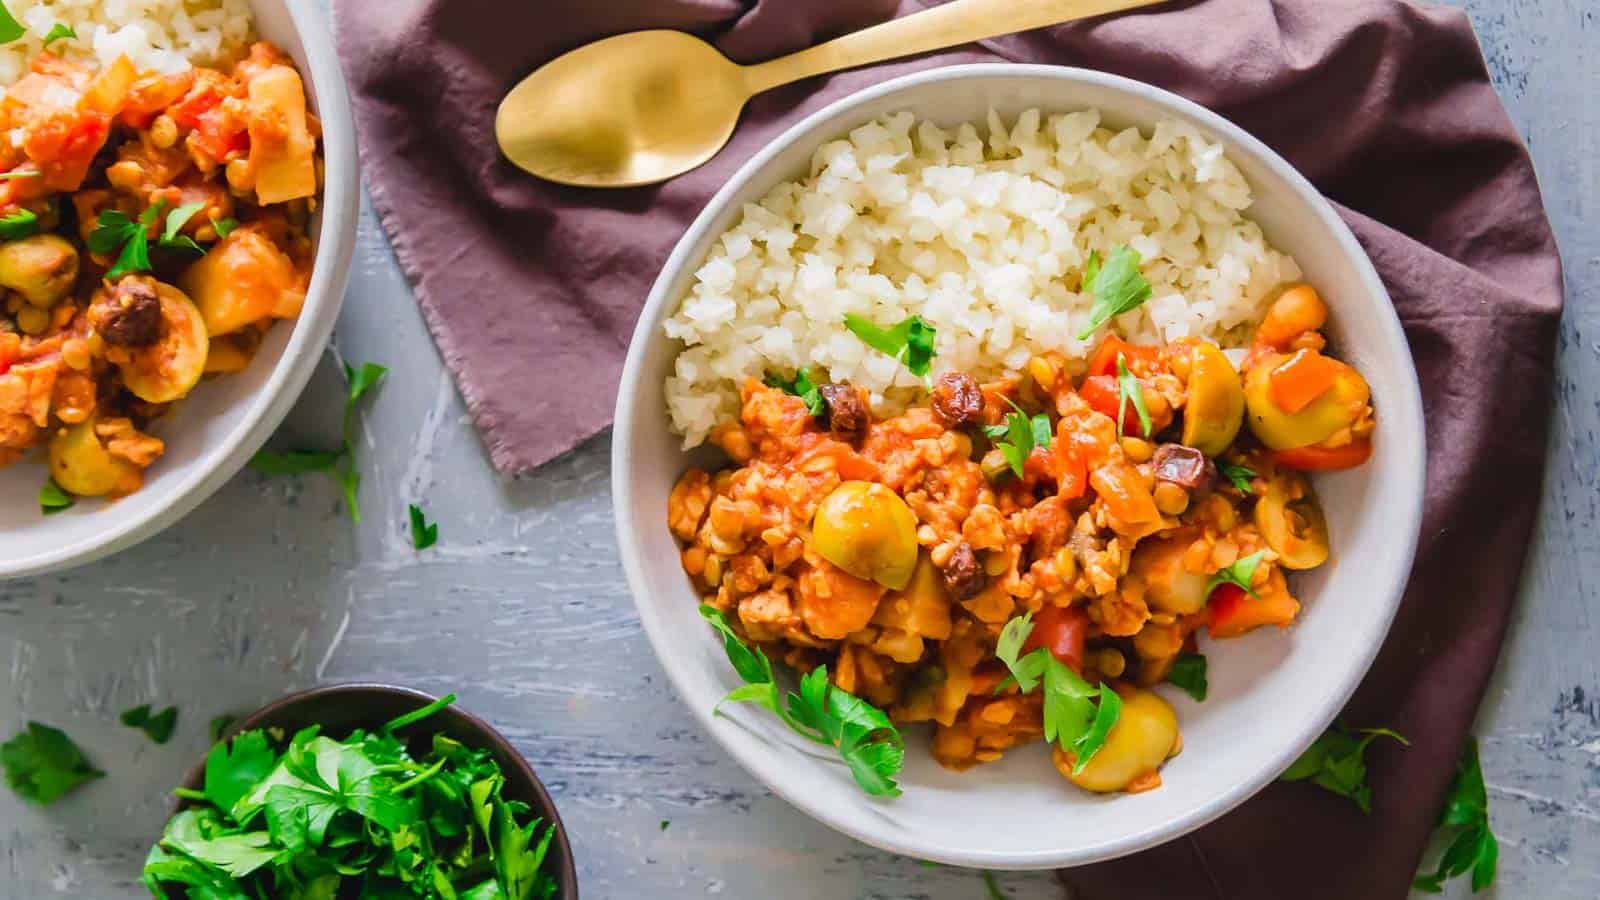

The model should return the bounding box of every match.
[497,31,748,188]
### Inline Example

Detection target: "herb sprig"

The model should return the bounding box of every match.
[251,362,387,522]
[1165,653,1208,702]
[87,201,211,280]
[994,612,1121,774]
[1280,724,1408,814]
[983,401,1051,478]
[1206,550,1266,599]
[1414,737,1499,893]
[1076,246,1153,340]
[42,23,74,47]
[763,368,824,417]
[409,503,438,550]
[1,721,104,805]
[700,605,905,797]
[1115,355,1152,438]
[39,477,73,514]
[121,704,180,745]
[842,313,936,379]
[1219,461,1256,495]
[0,207,39,240]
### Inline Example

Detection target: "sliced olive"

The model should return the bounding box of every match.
[49,417,139,497]
[810,480,918,590]
[118,282,209,404]
[1244,352,1370,450]
[1254,473,1331,569]
[1129,535,1210,615]
[0,234,78,308]
[1181,342,1244,456]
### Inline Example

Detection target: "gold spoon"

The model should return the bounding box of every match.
[496,0,1163,188]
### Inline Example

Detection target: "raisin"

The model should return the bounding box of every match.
[819,382,868,444]
[931,372,983,429]
[938,542,985,600]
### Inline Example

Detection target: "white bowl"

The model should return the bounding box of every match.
[0,0,357,578]
[613,65,1425,870]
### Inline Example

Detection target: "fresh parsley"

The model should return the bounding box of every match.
[409,503,438,549]
[994,613,1120,774]
[0,170,40,179]
[0,1,21,44]
[1414,736,1499,893]
[250,361,386,522]
[146,695,562,899]
[42,23,74,47]
[2,721,104,805]
[1280,724,1407,814]
[160,201,207,254]
[1115,354,1152,438]
[39,478,73,514]
[699,604,905,797]
[1165,653,1207,702]
[0,207,38,240]
[982,870,1006,900]
[207,715,236,744]
[1075,246,1154,340]
[983,401,1051,478]
[763,368,824,417]
[1206,550,1266,599]
[1219,461,1256,495]
[121,704,180,744]
[659,819,670,831]
[89,201,211,279]
[842,313,936,379]
[210,216,238,239]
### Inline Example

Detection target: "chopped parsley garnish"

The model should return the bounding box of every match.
[1414,737,1499,893]
[1165,653,1208,701]
[983,400,1051,478]
[39,478,73,514]
[1115,354,1152,438]
[994,612,1121,774]
[0,170,40,179]
[1206,550,1266,599]
[2,721,104,805]
[763,368,824,416]
[408,503,438,550]
[982,870,1006,899]
[251,362,387,522]
[121,704,180,745]
[211,216,239,239]
[842,313,936,379]
[1219,461,1256,495]
[144,694,562,899]
[659,819,669,831]
[42,23,74,47]
[700,604,905,797]
[1281,724,1407,815]
[0,2,22,44]
[0,207,39,240]
[90,201,212,278]
[160,201,208,254]
[1075,246,1154,340]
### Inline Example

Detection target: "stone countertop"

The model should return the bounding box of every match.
[2,1,1594,897]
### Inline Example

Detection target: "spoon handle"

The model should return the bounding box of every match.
[742,0,1163,94]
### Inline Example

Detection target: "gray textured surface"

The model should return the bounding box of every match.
[1,2,1594,897]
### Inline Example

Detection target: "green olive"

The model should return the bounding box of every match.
[810,481,918,591]
[49,416,139,497]
[119,282,209,404]
[1244,353,1370,450]
[1129,536,1209,615]
[1254,473,1330,570]
[1181,342,1244,456]
[0,234,79,308]
[1056,687,1179,793]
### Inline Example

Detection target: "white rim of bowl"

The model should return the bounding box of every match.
[613,63,1425,869]
[0,5,359,579]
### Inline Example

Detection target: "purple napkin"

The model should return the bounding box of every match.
[330,2,1563,896]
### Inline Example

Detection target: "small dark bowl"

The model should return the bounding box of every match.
[176,683,579,899]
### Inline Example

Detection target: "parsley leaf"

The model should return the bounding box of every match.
[409,503,439,549]
[89,206,157,280]
[985,401,1051,478]
[210,216,238,239]
[0,2,22,44]
[842,313,936,378]
[1414,736,1498,892]
[208,715,236,743]
[659,819,670,831]
[0,170,40,180]
[1075,246,1154,340]
[42,23,74,47]
[1206,550,1266,599]
[1219,461,1256,495]
[1165,653,1208,701]
[1115,355,1152,438]
[250,361,385,523]
[0,207,39,240]
[159,201,208,255]
[983,870,1006,900]
[248,448,341,474]
[1281,724,1407,814]
[763,368,824,417]
[121,704,179,744]
[994,611,1047,693]
[994,614,1121,773]
[39,478,73,514]
[2,721,104,805]
[699,604,904,796]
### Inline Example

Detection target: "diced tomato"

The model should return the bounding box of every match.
[1208,580,1300,638]
[1052,437,1087,499]
[192,104,249,161]
[1266,349,1341,414]
[118,70,196,129]
[1079,374,1146,437]
[1271,439,1373,471]
[1022,604,1088,673]
[1086,334,1161,378]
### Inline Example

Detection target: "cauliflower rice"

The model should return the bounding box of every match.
[663,108,1303,448]
[0,0,252,85]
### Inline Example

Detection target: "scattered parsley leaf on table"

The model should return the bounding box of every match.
[842,313,936,379]
[763,368,824,416]
[699,604,905,797]
[2,721,104,805]
[121,704,180,744]
[1219,461,1256,495]
[984,401,1051,479]
[659,819,670,831]
[42,23,74,46]
[39,478,73,514]
[1075,246,1154,339]
[1165,653,1208,701]
[1115,354,1153,438]
[994,614,1120,773]
[1280,724,1407,814]
[1206,550,1266,599]
[1414,736,1499,893]
[207,715,236,743]
[0,207,39,240]
[251,361,386,522]
[983,870,1007,899]
[409,503,438,549]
